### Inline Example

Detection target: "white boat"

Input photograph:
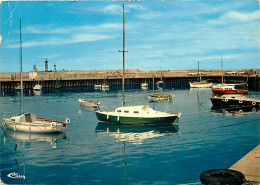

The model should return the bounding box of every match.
[96,105,181,124]
[79,98,101,107]
[189,81,213,88]
[94,84,102,89]
[189,61,212,88]
[1,19,70,133]
[141,82,148,88]
[95,5,181,125]
[102,84,109,90]
[2,113,70,133]
[33,84,42,91]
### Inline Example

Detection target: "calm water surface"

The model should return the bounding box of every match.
[0,87,259,184]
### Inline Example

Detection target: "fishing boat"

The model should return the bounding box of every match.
[210,94,260,107]
[189,61,213,88]
[79,97,101,107]
[1,19,70,133]
[95,5,181,125]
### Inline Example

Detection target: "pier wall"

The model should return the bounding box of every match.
[0,69,259,92]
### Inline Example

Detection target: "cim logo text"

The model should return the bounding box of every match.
[7,172,25,179]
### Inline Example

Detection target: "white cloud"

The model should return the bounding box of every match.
[103,4,122,14]
[223,10,260,21]
[23,23,120,34]
[7,33,112,48]
[0,35,2,44]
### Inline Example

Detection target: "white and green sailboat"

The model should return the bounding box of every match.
[95,5,181,125]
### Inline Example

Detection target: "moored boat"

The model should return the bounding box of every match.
[95,5,181,125]
[96,105,181,125]
[189,81,213,88]
[148,93,174,102]
[210,94,260,107]
[79,98,101,107]
[189,61,212,88]
[212,84,248,94]
[2,113,70,133]
[2,19,70,134]
[33,84,42,91]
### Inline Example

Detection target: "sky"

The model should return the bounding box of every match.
[0,0,259,72]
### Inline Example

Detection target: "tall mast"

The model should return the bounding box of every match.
[197,61,200,82]
[119,4,127,107]
[20,18,24,114]
[221,56,224,86]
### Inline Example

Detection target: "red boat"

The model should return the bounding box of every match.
[212,84,248,94]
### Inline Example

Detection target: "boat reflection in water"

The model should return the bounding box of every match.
[211,105,260,117]
[96,122,181,144]
[3,130,69,148]
[78,105,97,113]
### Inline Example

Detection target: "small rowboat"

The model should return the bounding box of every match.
[79,98,101,107]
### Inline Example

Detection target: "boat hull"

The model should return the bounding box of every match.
[212,89,248,94]
[189,82,213,88]
[95,111,180,125]
[2,119,68,133]
[210,98,259,107]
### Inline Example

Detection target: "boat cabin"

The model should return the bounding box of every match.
[11,113,37,123]
[115,105,151,115]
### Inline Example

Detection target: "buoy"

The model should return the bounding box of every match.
[65,118,70,124]
[51,122,57,128]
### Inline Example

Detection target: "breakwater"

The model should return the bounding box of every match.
[0,69,259,92]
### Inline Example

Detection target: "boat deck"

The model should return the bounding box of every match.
[230,145,260,183]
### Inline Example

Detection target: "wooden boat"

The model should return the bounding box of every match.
[2,113,70,133]
[1,19,70,133]
[189,61,212,88]
[96,105,181,125]
[95,5,181,125]
[212,84,248,94]
[79,98,101,107]
[148,93,174,102]
[210,94,260,107]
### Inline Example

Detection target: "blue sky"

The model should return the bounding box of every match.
[0,0,259,72]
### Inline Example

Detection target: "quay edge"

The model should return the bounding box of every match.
[0,69,259,92]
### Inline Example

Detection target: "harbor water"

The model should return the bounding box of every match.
[0,86,259,184]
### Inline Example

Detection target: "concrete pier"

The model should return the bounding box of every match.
[230,145,260,183]
[0,69,259,92]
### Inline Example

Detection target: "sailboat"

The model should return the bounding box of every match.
[148,75,174,102]
[189,61,213,88]
[95,5,181,125]
[33,81,42,91]
[2,19,70,133]
[212,56,248,94]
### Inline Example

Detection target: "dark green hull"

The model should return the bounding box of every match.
[95,112,180,125]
